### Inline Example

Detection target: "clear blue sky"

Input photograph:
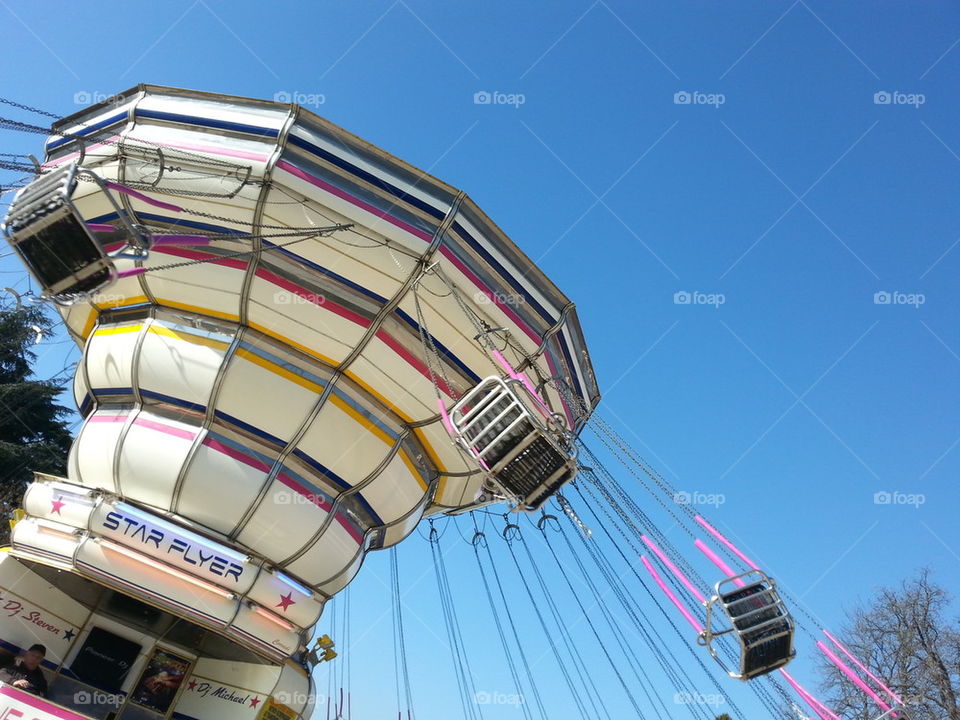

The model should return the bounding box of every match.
[1,2,958,719]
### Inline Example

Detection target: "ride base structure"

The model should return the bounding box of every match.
[0,85,599,720]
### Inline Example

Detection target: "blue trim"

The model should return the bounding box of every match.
[135,108,279,139]
[140,388,207,415]
[288,133,445,221]
[47,111,128,151]
[212,410,284,448]
[264,240,385,304]
[288,449,382,525]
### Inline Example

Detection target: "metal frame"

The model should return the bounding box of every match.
[699,569,796,681]
[449,375,577,511]
[2,162,147,303]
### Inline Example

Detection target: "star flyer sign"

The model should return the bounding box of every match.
[0,682,91,720]
[175,676,264,720]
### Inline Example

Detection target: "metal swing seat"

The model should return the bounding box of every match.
[448,375,577,511]
[700,569,796,681]
[2,162,143,303]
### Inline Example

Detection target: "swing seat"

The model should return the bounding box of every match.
[3,162,118,302]
[449,376,576,511]
[702,570,795,680]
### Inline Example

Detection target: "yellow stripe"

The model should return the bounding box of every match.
[148,324,231,352]
[94,323,143,337]
[235,347,324,394]
[81,298,449,481]
[99,294,148,309]
[80,309,98,339]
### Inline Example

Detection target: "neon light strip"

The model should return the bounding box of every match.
[640,535,706,603]
[817,641,891,713]
[694,515,759,570]
[251,604,295,631]
[694,538,746,588]
[99,538,235,599]
[779,668,841,720]
[823,629,904,705]
[640,555,704,633]
[276,572,313,598]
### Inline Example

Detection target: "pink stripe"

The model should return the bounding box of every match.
[104,180,183,212]
[823,629,903,705]
[375,329,455,398]
[276,159,432,243]
[153,246,248,271]
[89,414,128,423]
[694,515,759,570]
[641,535,707,603]
[255,267,372,328]
[694,538,745,587]
[780,668,841,720]
[117,267,147,279]
[0,683,92,720]
[818,641,891,712]
[201,437,271,473]
[132,417,196,441]
[42,136,121,168]
[438,398,455,435]
[641,555,704,633]
[87,222,116,233]
[276,474,363,544]
[159,139,268,163]
[438,245,541,345]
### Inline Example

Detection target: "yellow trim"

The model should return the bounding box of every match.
[248,321,338,367]
[148,324,232,352]
[156,297,241,322]
[93,323,143,337]
[80,309,98,339]
[235,347,324,394]
[99,293,148,309]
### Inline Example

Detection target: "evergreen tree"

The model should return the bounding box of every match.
[0,298,74,544]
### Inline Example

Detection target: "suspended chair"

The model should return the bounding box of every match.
[700,569,796,680]
[446,374,577,511]
[2,162,142,303]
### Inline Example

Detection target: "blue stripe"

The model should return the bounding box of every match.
[288,133,445,220]
[140,388,207,414]
[213,410,285,448]
[47,111,128,151]
[135,108,279,138]
[289,449,382,525]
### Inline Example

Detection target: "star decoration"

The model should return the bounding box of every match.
[276,593,296,612]
[63,629,75,641]
[188,680,197,691]
[51,498,65,515]
[250,697,261,709]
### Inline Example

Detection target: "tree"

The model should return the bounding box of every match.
[817,569,960,720]
[715,714,732,720]
[0,298,74,545]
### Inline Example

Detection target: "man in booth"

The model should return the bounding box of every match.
[0,644,49,696]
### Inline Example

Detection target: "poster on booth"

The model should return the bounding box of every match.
[0,682,92,720]
[257,697,297,720]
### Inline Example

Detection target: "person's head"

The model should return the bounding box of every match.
[21,644,45,671]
